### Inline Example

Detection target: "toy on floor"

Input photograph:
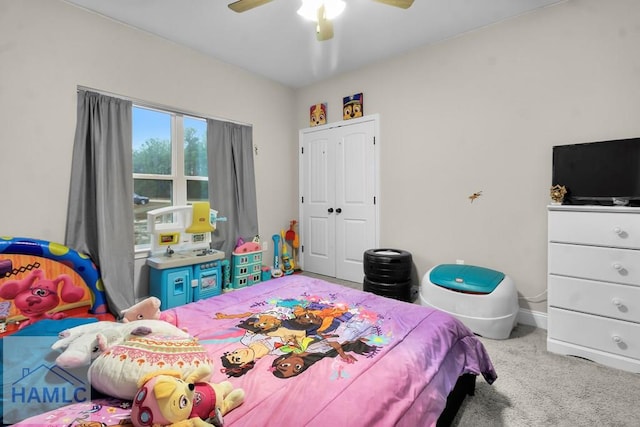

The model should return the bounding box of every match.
[120,296,177,325]
[284,220,300,270]
[271,234,283,278]
[131,364,245,427]
[280,230,294,275]
[292,231,300,271]
[284,220,296,246]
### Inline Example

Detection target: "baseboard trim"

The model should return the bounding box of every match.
[517,308,547,330]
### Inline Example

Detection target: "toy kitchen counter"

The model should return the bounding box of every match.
[145,202,229,310]
[147,249,225,270]
[147,249,227,310]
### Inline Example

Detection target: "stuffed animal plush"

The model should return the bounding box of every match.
[131,365,245,427]
[52,319,190,368]
[120,296,176,325]
[52,322,123,368]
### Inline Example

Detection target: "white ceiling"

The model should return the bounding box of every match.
[63,0,564,89]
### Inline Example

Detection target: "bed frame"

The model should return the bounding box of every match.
[438,373,477,426]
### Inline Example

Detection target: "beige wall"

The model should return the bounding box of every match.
[296,0,640,316]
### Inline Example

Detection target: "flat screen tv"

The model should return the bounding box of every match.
[552,137,640,206]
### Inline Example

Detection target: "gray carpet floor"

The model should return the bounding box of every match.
[453,324,640,426]
[303,273,640,426]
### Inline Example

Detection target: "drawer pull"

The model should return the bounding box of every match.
[612,263,623,271]
[611,298,629,313]
[613,226,624,235]
[612,335,623,344]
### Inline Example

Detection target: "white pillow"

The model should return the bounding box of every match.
[88,334,214,399]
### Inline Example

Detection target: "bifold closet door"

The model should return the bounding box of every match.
[300,119,377,282]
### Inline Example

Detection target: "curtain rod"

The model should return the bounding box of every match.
[77,85,252,127]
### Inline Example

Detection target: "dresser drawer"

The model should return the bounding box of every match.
[548,275,640,322]
[548,243,640,285]
[549,210,640,249]
[548,308,640,360]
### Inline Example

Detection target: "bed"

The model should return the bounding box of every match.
[4,267,497,426]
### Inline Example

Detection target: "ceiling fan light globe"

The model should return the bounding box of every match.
[297,0,321,21]
[324,0,345,20]
[297,0,345,21]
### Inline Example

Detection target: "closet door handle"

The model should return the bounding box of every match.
[336,208,342,214]
[328,208,334,213]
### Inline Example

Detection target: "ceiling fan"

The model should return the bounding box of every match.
[228,0,414,41]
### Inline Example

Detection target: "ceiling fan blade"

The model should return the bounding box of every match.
[316,5,334,41]
[371,0,414,9]
[228,0,273,13]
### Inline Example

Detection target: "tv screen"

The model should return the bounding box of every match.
[552,138,640,206]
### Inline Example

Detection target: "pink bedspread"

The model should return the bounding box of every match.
[15,275,496,426]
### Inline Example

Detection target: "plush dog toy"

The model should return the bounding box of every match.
[131,365,245,427]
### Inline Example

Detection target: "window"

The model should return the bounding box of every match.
[132,105,208,248]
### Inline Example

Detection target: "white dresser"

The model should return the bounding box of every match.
[547,205,640,373]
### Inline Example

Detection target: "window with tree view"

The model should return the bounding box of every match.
[132,105,208,248]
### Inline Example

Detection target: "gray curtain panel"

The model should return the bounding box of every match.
[206,119,259,260]
[65,90,135,316]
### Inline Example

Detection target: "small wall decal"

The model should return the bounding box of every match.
[468,191,483,203]
[310,103,327,127]
[343,93,363,120]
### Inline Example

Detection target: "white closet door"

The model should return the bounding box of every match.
[334,121,376,282]
[301,130,336,277]
[300,117,378,282]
